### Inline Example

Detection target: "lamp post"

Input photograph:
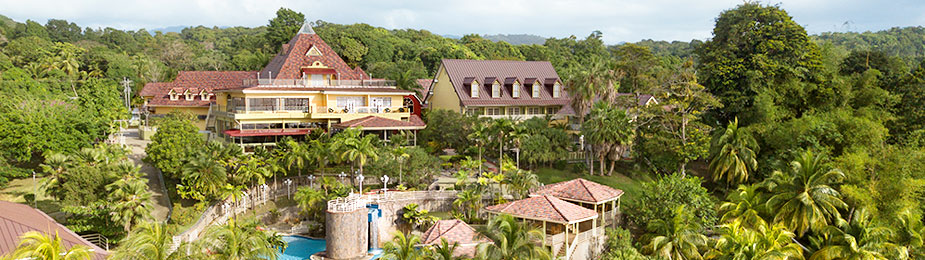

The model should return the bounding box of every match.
[284,178,293,199]
[308,175,316,188]
[260,184,269,205]
[512,148,520,169]
[338,172,347,183]
[356,174,365,194]
[380,175,390,191]
[32,171,37,208]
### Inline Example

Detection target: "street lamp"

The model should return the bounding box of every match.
[284,178,293,199]
[31,170,37,208]
[338,172,347,183]
[308,175,316,188]
[355,174,365,194]
[260,184,269,204]
[380,175,390,191]
[511,148,521,169]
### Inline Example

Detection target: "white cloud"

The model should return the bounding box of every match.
[0,0,920,44]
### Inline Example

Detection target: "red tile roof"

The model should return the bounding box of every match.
[415,79,433,97]
[260,32,369,80]
[437,59,570,107]
[140,71,256,107]
[530,178,624,204]
[421,219,488,257]
[223,129,311,137]
[333,115,425,130]
[484,195,598,224]
[0,201,109,260]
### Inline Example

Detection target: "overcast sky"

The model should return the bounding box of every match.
[1,0,923,44]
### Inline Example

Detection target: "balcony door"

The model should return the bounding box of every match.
[310,74,324,86]
[370,97,392,112]
[336,96,364,113]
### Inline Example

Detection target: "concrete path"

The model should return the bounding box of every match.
[117,128,171,221]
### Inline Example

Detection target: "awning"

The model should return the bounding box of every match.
[223,129,311,137]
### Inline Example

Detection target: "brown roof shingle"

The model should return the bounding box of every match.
[438,59,570,107]
[484,195,597,224]
[420,219,488,257]
[333,115,425,130]
[140,71,256,107]
[0,201,109,259]
[260,32,368,80]
[530,178,624,204]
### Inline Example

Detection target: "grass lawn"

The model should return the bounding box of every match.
[533,165,650,203]
[0,177,63,214]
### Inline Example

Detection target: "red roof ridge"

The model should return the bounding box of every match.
[577,178,597,202]
[543,195,568,222]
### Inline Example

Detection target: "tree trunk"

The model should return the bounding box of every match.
[499,135,504,176]
[608,159,616,176]
[680,113,687,177]
[478,146,482,174]
[599,154,606,176]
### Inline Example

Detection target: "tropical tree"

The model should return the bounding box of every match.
[5,231,91,260]
[106,174,153,232]
[307,138,331,175]
[706,219,804,260]
[177,152,228,201]
[401,203,438,232]
[718,184,768,229]
[197,219,280,260]
[504,168,540,200]
[294,186,327,221]
[336,129,380,176]
[810,208,909,260]
[39,152,71,200]
[453,188,483,223]
[476,214,551,260]
[582,102,635,176]
[111,222,176,260]
[467,121,490,174]
[382,232,424,260]
[642,205,709,260]
[490,118,516,176]
[709,118,758,185]
[392,146,411,184]
[429,239,460,260]
[281,139,310,177]
[763,150,847,237]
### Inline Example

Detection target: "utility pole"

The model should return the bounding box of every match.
[121,77,132,113]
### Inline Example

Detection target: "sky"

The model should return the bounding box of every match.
[1,0,924,44]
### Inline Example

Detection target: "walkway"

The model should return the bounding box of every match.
[118,128,171,221]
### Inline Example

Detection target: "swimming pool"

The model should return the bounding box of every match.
[277,235,326,260]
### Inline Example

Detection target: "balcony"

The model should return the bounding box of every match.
[212,104,410,120]
[243,78,396,87]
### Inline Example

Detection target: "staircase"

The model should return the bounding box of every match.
[205,103,216,132]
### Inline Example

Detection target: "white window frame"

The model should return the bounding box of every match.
[492,82,501,98]
[470,80,480,98]
[532,82,540,98]
[485,107,502,116]
[553,82,561,98]
[200,91,209,101]
[512,82,520,98]
[184,90,194,101]
[169,90,178,101]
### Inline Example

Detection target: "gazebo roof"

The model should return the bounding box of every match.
[420,219,487,256]
[530,178,624,204]
[484,195,598,224]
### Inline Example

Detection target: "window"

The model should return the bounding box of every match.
[512,82,520,98]
[527,107,542,115]
[470,80,479,98]
[229,97,245,112]
[507,107,522,115]
[546,106,559,114]
[200,92,209,101]
[553,82,561,98]
[492,82,501,98]
[185,90,194,101]
[485,107,502,116]
[284,98,310,111]
[307,46,322,56]
[465,107,482,115]
[532,82,541,98]
[336,96,365,112]
[169,92,178,101]
[248,98,277,112]
[370,97,392,108]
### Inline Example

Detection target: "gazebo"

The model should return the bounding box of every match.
[420,219,488,257]
[530,178,623,227]
[484,195,598,259]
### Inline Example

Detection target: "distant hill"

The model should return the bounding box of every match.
[482,34,547,45]
[150,25,189,34]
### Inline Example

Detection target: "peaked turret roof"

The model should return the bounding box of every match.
[298,22,316,35]
[260,32,369,80]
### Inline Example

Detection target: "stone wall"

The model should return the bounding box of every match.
[371,191,459,247]
[325,208,368,259]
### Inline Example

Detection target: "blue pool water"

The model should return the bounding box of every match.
[277,236,326,260]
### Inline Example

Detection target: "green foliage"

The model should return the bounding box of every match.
[709,118,759,185]
[196,218,281,260]
[112,222,176,260]
[400,203,438,232]
[145,112,203,178]
[5,231,92,260]
[265,8,305,51]
[626,173,718,232]
[583,102,635,176]
[382,232,424,260]
[602,227,649,260]
[475,214,551,260]
[642,205,709,260]
[762,150,847,237]
[419,109,476,152]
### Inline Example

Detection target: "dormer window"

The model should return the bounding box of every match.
[470,80,480,98]
[512,81,521,98]
[168,89,178,101]
[491,81,501,98]
[553,82,561,98]
[184,90,194,101]
[200,91,209,101]
[306,45,322,56]
[532,82,541,98]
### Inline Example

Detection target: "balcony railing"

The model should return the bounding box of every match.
[213,104,409,115]
[314,106,409,114]
[243,78,396,87]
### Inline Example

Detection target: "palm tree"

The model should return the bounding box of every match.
[581,102,635,176]
[706,219,804,260]
[40,153,71,200]
[476,214,550,260]
[643,205,709,260]
[107,176,154,232]
[392,146,411,184]
[339,133,380,176]
[719,184,769,230]
[112,222,176,260]
[179,153,228,201]
[307,138,331,176]
[709,118,759,185]
[490,118,516,176]
[282,140,309,177]
[430,239,459,260]
[382,232,424,260]
[6,231,91,260]
[467,121,490,174]
[453,188,483,222]
[810,208,909,260]
[763,150,847,237]
[294,186,327,220]
[394,70,422,97]
[197,219,279,260]
[505,169,540,200]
